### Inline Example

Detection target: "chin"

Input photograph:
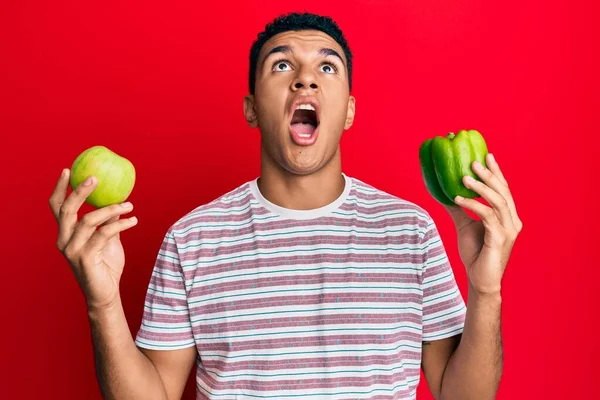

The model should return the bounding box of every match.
[261,123,341,176]
[281,157,324,176]
[280,146,338,177]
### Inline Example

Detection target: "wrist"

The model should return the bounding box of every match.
[468,285,502,303]
[87,296,123,320]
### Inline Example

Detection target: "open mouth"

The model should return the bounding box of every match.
[290,103,319,144]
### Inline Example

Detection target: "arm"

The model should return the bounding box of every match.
[439,291,502,399]
[421,291,502,400]
[49,169,196,399]
[426,153,522,399]
[89,298,196,400]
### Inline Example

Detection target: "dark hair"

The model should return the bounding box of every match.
[248,12,353,95]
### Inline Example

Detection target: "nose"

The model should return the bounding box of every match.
[291,69,319,92]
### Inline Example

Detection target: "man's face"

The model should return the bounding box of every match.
[244,30,356,176]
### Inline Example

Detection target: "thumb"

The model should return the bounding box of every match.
[443,204,474,232]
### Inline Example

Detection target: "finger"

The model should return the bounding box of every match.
[49,169,71,222]
[467,163,515,231]
[472,158,511,199]
[66,203,134,255]
[103,215,122,240]
[102,215,121,226]
[454,196,504,237]
[84,216,139,255]
[56,175,98,251]
[443,203,475,232]
[486,153,508,186]
[485,153,523,231]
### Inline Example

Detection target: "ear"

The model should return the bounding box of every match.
[344,95,356,130]
[244,95,258,128]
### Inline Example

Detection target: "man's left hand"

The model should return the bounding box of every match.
[443,153,523,295]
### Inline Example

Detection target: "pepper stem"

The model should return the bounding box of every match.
[447,132,455,139]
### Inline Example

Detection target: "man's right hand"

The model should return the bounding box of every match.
[49,168,139,311]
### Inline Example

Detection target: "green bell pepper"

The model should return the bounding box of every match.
[419,129,489,206]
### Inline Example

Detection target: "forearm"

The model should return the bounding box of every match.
[439,289,503,400]
[88,297,168,400]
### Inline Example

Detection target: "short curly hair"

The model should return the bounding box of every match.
[249,12,353,95]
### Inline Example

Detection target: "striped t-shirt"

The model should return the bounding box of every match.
[135,173,466,400]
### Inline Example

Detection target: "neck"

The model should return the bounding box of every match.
[258,147,346,211]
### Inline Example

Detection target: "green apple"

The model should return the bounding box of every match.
[70,145,136,208]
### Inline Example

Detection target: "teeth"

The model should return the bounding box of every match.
[298,134,312,138]
[296,104,315,111]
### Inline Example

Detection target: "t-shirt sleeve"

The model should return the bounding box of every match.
[420,215,467,341]
[135,228,196,350]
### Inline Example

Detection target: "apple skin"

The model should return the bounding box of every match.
[70,145,136,208]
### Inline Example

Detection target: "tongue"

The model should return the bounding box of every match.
[291,123,316,136]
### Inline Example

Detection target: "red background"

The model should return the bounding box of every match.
[1,0,598,398]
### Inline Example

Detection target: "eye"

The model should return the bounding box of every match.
[320,63,338,74]
[272,60,292,72]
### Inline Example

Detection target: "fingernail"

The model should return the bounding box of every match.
[121,202,132,208]
[84,177,94,186]
[489,153,495,163]
[455,195,464,202]
[61,169,68,178]
[473,161,483,169]
[465,176,476,184]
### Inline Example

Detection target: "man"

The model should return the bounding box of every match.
[49,12,523,400]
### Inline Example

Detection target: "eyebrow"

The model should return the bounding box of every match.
[262,45,346,68]
[317,48,346,66]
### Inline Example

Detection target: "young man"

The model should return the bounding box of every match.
[49,12,523,400]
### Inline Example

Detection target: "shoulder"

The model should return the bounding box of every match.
[167,179,256,236]
[347,174,434,230]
